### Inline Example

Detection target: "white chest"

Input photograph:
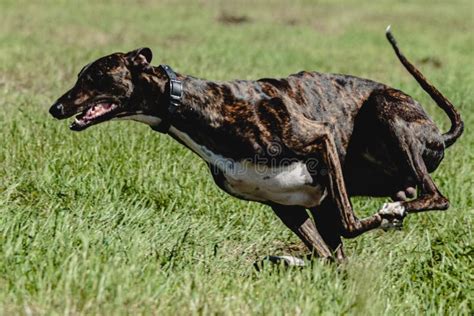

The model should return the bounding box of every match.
[119,115,327,208]
[219,160,327,208]
[169,127,327,208]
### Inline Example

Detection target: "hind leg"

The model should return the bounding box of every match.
[373,89,449,214]
[395,143,449,213]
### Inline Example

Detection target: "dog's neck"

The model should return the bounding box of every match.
[136,67,229,133]
[128,66,262,160]
[124,68,253,160]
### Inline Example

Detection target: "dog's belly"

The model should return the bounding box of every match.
[169,126,327,208]
[220,161,327,208]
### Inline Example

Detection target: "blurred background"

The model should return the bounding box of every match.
[0,0,472,314]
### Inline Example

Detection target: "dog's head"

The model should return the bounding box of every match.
[49,48,163,131]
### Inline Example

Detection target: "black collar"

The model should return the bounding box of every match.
[150,64,183,134]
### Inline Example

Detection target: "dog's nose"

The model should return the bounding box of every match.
[49,102,64,118]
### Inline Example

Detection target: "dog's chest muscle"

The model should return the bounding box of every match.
[170,127,327,208]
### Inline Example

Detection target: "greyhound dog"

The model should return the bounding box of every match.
[49,27,463,262]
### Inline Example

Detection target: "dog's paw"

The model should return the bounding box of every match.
[378,202,406,231]
[378,202,406,218]
[380,217,403,230]
[254,255,306,271]
[265,255,306,266]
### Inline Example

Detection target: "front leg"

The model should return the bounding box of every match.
[271,204,333,260]
[309,199,346,261]
[296,122,405,238]
[256,99,400,239]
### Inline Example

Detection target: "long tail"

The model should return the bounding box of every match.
[385,25,464,148]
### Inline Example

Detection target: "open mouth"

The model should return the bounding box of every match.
[70,102,119,131]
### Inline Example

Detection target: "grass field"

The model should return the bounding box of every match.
[0,0,473,314]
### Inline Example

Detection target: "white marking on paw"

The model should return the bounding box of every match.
[263,255,306,267]
[278,256,306,266]
[378,202,406,218]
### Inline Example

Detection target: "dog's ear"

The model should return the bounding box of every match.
[127,47,153,67]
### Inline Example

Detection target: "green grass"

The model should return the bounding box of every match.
[1,0,473,314]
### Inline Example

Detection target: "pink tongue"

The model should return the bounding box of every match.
[85,103,112,119]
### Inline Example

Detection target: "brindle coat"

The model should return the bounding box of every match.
[49,29,463,261]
